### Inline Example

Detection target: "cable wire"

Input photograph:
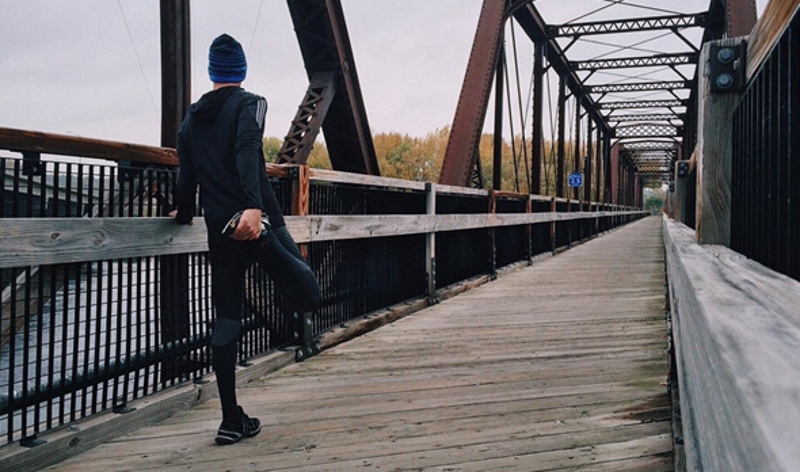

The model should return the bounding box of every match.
[116,0,157,115]
[248,0,265,55]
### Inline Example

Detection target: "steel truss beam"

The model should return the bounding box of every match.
[600,99,687,110]
[614,124,680,139]
[621,141,678,151]
[548,13,707,37]
[637,166,673,173]
[440,0,505,187]
[277,72,337,164]
[571,53,698,71]
[586,81,691,94]
[284,0,379,175]
[607,113,685,122]
[513,4,611,132]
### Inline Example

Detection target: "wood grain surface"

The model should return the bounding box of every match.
[45,216,671,471]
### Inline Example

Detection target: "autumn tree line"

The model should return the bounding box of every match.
[263,126,604,197]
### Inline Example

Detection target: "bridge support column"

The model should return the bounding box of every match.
[557,76,566,197]
[695,37,747,246]
[425,183,438,304]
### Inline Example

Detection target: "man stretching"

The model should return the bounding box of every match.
[172,33,320,445]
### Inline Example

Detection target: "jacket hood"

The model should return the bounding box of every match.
[189,86,240,122]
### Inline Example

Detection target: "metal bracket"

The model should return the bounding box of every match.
[21,151,44,176]
[709,42,747,93]
[293,311,319,362]
[295,342,321,363]
[677,161,690,178]
[112,402,136,414]
[20,434,47,448]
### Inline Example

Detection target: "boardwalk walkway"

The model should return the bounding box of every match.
[48,216,671,471]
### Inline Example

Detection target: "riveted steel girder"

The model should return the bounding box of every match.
[285,0,379,175]
[600,99,687,110]
[512,4,611,132]
[586,81,691,94]
[621,141,679,151]
[571,53,698,71]
[548,13,707,37]
[607,113,685,122]
[439,0,506,187]
[614,123,680,139]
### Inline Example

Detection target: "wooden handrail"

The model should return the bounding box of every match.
[0,128,634,209]
[0,211,647,269]
[664,214,800,471]
[747,0,800,79]
[0,127,178,166]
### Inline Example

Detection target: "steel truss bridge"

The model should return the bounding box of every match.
[5,1,800,472]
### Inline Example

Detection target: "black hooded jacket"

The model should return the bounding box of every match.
[174,86,285,247]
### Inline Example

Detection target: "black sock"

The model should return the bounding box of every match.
[212,342,240,425]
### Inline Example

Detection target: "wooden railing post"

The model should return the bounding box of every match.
[673,158,691,225]
[288,165,317,362]
[526,196,533,265]
[290,165,311,259]
[425,183,438,304]
[489,190,497,280]
[550,197,557,254]
[696,38,748,246]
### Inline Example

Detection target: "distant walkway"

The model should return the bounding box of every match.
[49,216,671,471]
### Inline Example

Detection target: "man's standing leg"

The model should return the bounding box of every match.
[209,242,262,444]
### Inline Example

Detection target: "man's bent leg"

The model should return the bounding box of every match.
[254,225,321,311]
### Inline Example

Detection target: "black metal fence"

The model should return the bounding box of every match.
[0,150,643,447]
[731,10,800,282]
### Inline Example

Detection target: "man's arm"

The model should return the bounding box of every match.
[173,129,197,224]
[231,94,268,240]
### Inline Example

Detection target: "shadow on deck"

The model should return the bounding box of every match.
[47,216,672,471]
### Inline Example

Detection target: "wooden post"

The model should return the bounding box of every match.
[695,38,747,246]
[291,165,311,259]
[550,197,557,254]
[425,183,438,303]
[525,196,533,264]
[489,190,497,279]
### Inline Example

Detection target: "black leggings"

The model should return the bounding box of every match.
[207,225,320,423]
[209,224,321,336]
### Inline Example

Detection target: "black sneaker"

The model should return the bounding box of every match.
[215,407,262,445]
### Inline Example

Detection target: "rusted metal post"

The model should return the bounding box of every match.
[159,0,191,384]
[585,118,594,202]
[557,76,566,197]
[493,46,505,191]
[531,41,544,195]
[573,99,582,200]
[595,124,602,203]
[440,0,507,187]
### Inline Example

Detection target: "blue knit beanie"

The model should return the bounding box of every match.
[208,34,247,83]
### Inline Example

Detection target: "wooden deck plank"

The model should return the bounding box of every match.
[47,216,670,471]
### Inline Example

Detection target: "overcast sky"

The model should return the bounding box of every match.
[1,0,768,147]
